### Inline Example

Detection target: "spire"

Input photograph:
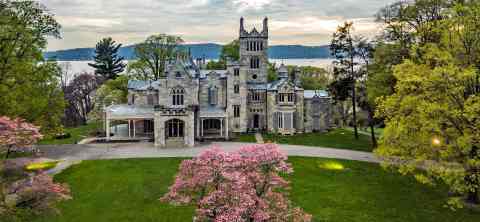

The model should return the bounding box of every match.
[240,17,245,33]
[262,17,268,36]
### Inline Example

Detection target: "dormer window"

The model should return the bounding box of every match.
[175,71,182,78]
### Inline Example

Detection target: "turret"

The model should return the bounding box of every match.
[278,64,288,80]
[262,17,268,37]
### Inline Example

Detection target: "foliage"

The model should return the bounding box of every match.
[366,42,401,105]
[0,117,70,219]
[129,34,184,80]
[0,116,42,159]
[88,76,128,124]
[376,44,480,206]
[375,0,480,207]
[25,161,61,171]
[329,21,361,139]
[88,37,126,80]
[63,73,100,126]
[161,144,312,222]
[0,1,64,136]
[3,172,71,216]
[205,40,240,70]
[38,122,101,145]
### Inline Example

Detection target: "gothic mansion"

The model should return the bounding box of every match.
[105,18,332,147]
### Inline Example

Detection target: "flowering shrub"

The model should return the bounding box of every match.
[0,116,43,158]
[161,144,312,222]
[4,173,71,214]
[0,116,71,218]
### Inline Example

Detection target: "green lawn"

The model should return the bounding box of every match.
[264,129,373,152]
[29,158,479,222]
[38,122,101,145]
[232,133,257,143]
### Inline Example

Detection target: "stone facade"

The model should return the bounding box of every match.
[105,17,333,148]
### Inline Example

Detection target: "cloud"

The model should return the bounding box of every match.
[40,0,396,51]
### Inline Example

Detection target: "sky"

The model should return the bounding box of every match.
[40,0,396,51]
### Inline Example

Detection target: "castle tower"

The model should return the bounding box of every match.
[239,17,269,84]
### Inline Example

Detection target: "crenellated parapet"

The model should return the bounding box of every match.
[239,17,268,38]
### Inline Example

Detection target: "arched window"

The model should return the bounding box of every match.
[250,57,260,69]
[171,87,185,106]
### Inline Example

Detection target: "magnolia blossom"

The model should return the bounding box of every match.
[161,144,312,222]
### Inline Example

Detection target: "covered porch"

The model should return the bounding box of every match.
[198,108,229,140]
[105,105,155,141]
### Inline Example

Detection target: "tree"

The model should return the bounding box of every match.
[376,44,480,207]
[88,37,126,80]
[329,21,360,139]
[88,76,128,131]
[0,116,42,159]
[355,37,378,147]
[63,73,100,126]
[128,34,184,80]
[0,1,64,136]
[162,144,312,222]
[205,40,240,70]
[0,117,70,219]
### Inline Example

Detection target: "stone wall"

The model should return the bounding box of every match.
[304,97,332,133]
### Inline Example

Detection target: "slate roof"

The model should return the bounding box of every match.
[128,80,161,91]
[199,70,229,79]
[303,90,330,99]
[106,105,155,118]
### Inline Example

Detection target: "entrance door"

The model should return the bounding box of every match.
[166,119,185,139]
[253,114,260,129]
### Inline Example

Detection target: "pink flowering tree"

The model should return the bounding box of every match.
[0,116,43,159]
[161,144,312,222]
[0,116,71,218]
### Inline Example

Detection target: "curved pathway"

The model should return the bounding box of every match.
[36,142,379,174]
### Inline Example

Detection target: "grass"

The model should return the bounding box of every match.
[264,129,373,152]
[232,133,257,143]
[29,158,479,222]
[38,122,101,145]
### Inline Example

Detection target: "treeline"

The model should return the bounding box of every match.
[328,0,480,207]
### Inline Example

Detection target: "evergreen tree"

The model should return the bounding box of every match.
[88,37,126,80]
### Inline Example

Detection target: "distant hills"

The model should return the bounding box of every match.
[43,43,331,61]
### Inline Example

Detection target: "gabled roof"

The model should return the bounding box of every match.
[267,78,303,91]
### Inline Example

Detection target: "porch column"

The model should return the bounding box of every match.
[220,118,223,137]
[128,120,131,138]
[106,115,111,141]
[201,118,204,137]
[196,117,200,137]
[225,116,229,140]
[133,120,136,138]
[291,112,294,132]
